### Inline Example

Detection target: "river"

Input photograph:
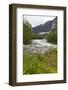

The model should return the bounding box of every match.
[23,39,57,53]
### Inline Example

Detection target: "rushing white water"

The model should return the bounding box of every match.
[32,39,57,48]
[24,39,57,53]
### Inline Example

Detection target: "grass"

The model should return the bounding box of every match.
[23,48,57,75]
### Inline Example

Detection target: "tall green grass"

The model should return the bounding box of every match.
[23,48,57,75]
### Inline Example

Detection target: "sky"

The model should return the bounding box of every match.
[23,15,56,27]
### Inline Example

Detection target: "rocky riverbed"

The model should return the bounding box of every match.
[23,39,57,53]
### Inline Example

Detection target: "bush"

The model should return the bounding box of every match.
[47,30,57,44]
[32,33,43,39]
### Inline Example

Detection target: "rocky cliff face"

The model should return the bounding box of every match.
[42,21,52,32]
[51,17,57,31]
[32,17,57,33]
[32,24,42,33]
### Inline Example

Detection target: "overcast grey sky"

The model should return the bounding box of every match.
[23,15,56,27]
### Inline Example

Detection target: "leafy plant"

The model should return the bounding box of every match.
[47,29,57,44]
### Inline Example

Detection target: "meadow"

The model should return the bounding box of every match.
[23,48,57,74]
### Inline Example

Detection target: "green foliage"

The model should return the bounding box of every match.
[47,29,57,44]
[32,33,43,39]
[23,48,57,74]
[23,19,32,44]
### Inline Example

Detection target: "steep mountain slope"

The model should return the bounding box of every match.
[32,17,57,33]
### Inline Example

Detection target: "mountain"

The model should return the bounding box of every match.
[32,24,42,33]
[32,17,57,33]
[51,17,57,31]
[42,21,52,32]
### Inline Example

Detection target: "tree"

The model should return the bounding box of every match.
[47,29,57,44]
[23,19,32,44]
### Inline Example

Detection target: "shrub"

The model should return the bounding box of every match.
[47,30,57,44]
[32,33,43,39]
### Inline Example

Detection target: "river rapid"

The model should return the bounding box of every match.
[23,39,57,53]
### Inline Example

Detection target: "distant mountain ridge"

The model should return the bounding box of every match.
[32,17,57,33]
